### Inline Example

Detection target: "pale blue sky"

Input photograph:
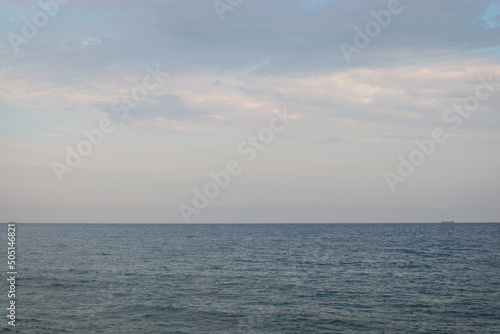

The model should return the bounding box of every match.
[1,0,499,223]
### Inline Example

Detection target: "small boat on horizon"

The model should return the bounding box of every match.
[441,220,455,224]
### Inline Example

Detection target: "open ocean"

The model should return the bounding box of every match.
[3,223,500,333]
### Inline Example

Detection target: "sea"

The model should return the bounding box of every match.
[3,223,500,333]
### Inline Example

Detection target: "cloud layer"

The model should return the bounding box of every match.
[1,0,499,223]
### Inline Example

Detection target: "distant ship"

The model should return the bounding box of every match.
[441,220,455,224]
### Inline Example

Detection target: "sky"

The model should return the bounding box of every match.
[0,0,499,223]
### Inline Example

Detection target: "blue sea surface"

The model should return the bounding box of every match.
[3,223,500,333]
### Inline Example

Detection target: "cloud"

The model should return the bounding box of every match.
[1,0,499,223]
[1,0,498,74]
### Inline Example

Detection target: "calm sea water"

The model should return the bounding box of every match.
[3,223,500,333]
